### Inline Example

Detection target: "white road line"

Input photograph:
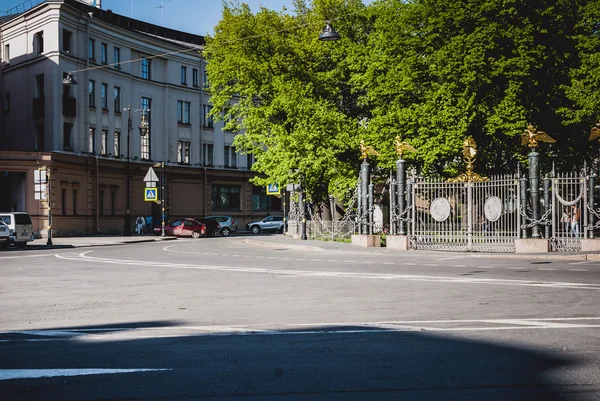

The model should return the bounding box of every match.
[54,252,600,291]
[538,268,556,271]
[327,260,339,262]
[404,263,416,266]
[0,253,57,260]
[507,267,521,270]
[382,262,394,265]
[478,265,495,269]
[0,369,171,381]
[569,268,588,271]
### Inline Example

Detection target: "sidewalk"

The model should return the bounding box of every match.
[13,234,177,250]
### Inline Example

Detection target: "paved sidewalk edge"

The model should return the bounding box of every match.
[243,238,595,261]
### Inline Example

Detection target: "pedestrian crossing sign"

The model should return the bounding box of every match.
[266,183,280,195]
[144,188,158,202]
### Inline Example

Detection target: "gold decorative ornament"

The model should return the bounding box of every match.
[588,122,600,141]
[447,136,488,182]
[521,123,556,149]
[359,140,380,160]
[393,136,416,159]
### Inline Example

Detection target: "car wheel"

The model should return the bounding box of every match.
[221,227,231,237]
[251,225,261,234]
[191,231,201,239]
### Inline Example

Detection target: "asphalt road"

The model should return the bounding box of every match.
[1,237,599,400]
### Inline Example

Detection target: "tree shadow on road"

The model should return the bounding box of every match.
[0,321,590,401]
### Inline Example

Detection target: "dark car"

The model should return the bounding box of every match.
[153,218,206,238]
[246,215,285,234]
[205,216,238,237]
[197,218,220,237]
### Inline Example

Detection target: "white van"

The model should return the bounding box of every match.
[0,212,34,248]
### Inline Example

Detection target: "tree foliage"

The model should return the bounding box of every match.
[205,0,600,207]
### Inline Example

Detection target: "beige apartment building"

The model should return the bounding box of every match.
[0,0,282,237]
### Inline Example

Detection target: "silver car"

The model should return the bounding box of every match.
[246,215,285,234]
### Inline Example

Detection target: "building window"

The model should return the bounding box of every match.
[35,74,44,99]
[61,189,67,215]
[101,83,108,110]
[114,131,121,156]
[203,105,213,128]
[101,130,108,155]
[111,191,116,215]
[247,154,254,169]
[203,68,209,88]
[177,101,190,124]
[35,123,45,151]
[35,31,43,53]
[212,185,241,211]
[3,93,9,113]
[223,146,237,168]
[62,30,72,53]
[141,57,151,80]
[141,97,151,160]
[101,43,107,64]
[181,66,187,85]
[178,141,190,164]
[4,43,9,63]
[224,146,230,167]
[88,38,95,60]
[114,47,120,68]
[89,80,95,107]
[114,86,121,112]
[203,143,213,166]
[99,190,104,216]
[63,122,73,150]
[89,127,96,153]
[192,68,198,87]
[73,189,78,215]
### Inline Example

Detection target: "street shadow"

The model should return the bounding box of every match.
[0,321,589,401]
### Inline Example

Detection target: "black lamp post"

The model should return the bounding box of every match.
[124,106,149,236]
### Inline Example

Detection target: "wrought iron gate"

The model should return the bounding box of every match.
[411,175,520,252]
[551,173,586,252]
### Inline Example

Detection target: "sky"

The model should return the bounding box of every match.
[0,0,296,36]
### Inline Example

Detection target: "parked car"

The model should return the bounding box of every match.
[153,218,206,238]
[196,218,221,237]
[205,216,238,237]
[246,215,285,234]
[0,212,34,248]
[0,220,9,249]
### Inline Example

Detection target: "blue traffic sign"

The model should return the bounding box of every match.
[266,183,280,195]
[144,188,158,202]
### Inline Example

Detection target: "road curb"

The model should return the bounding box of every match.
[243,238,599,261]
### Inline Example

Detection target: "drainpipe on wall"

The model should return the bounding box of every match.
[96,154,101,232]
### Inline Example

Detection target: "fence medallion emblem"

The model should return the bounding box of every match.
[430,197,451,222]
[484,196,503,222]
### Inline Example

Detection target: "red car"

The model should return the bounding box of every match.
[154,218,206,238]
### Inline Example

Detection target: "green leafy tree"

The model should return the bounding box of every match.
[205,0,371,208]
[358,0,591,175]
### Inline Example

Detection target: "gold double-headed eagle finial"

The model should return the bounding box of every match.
[447,136,488,182]
[589,122,600,142]
[359,140,380,160]
[521,123,556,149]
[393,136,416,159]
